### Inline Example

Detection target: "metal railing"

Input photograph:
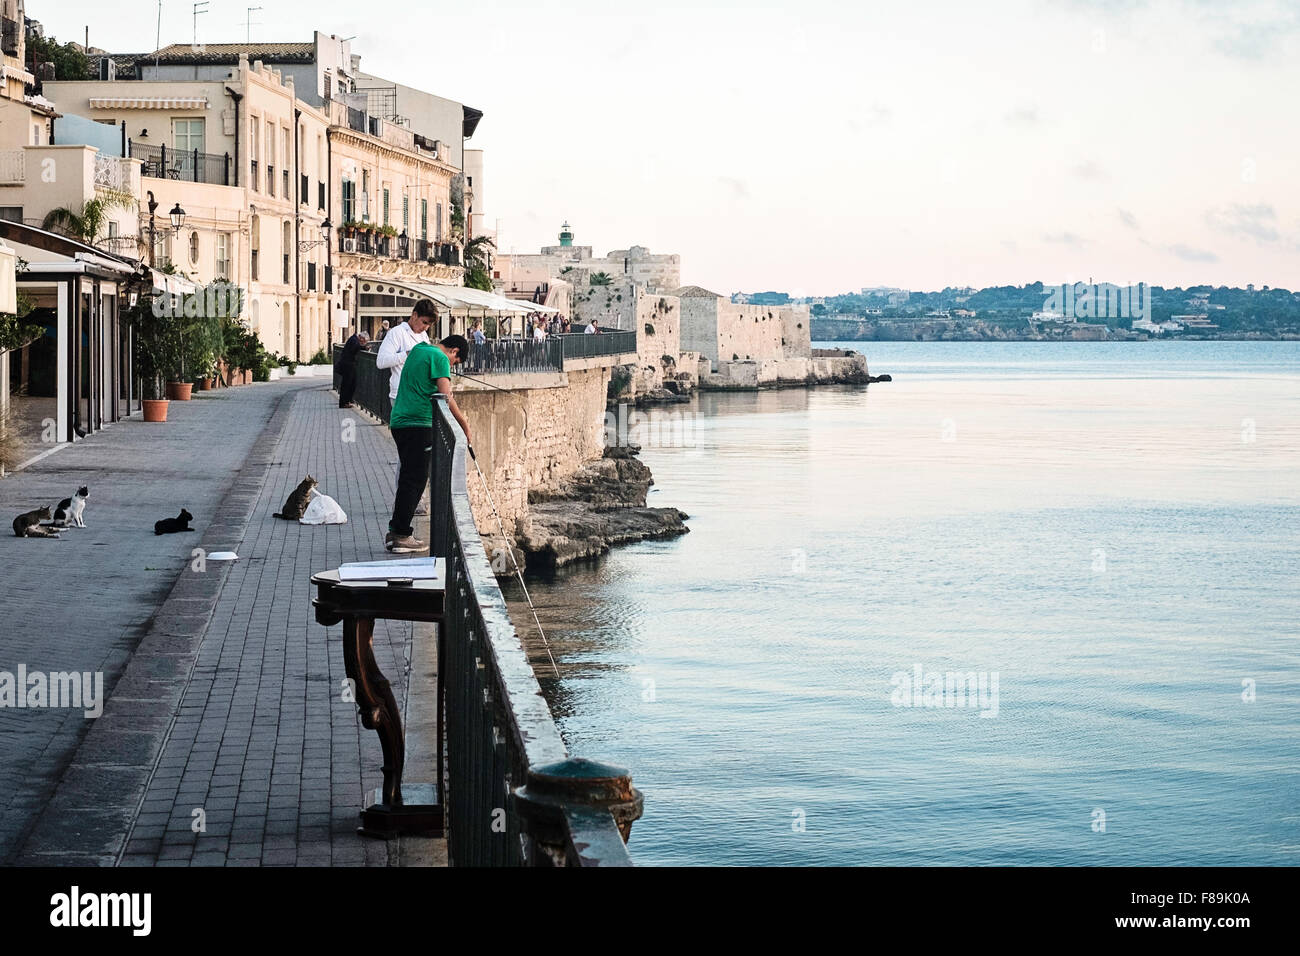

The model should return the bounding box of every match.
[333,346,392,421]
[554,330,637,361]
[130,141,232,185]
[461,337,563,376]
[430,394,642,865]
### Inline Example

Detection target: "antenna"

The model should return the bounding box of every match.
[246,6,263,43]
[155,0,162,69]
[192,1,209,51]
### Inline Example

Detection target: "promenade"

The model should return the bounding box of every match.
[0,379,444,866]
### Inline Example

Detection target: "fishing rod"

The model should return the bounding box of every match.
[465,442,559,678]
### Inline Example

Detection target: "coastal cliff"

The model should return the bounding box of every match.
[519,446,689,569]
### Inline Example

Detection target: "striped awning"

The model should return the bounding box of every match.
[89,96,209,110]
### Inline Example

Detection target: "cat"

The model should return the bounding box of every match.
[52,486,89,528]
[154,509,194,535]
[13,506,60,539]
[273,475,318,520]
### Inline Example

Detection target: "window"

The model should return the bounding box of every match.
[249,118,260,191]
[341,180,355,223]
[250,215,260,281]
[266,119,275,195]
[0,206,23,223]
[420,199,427,240]
[382,188,390,227]
[282,221,291,284]
[216,232,231,279]
[436,202,442,241]
[361,170,370,221]
[188,230,200,265]
[282,128,290,197]
[402,193,409,234]
[107,220,118,238]
[173,119,204,177]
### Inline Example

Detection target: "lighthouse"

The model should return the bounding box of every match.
[558,221,574,248]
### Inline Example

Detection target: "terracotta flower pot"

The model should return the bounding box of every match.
[166,381,193,401]
[143,399,169,422]
[196,378,212,392]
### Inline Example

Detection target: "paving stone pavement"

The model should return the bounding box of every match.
[4,380,444,866]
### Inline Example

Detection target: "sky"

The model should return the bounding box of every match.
[31,0,1300,295]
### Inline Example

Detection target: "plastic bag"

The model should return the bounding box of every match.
[300,489,348,525]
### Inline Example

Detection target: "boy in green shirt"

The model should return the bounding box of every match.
[386,334,473,553]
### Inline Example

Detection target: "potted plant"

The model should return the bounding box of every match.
[131,295,180,421]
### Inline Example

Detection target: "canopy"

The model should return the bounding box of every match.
[149,269,199,297]
[365,278,560,314]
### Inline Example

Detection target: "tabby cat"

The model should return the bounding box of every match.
[273,475,318,520]
[13,506,60,538]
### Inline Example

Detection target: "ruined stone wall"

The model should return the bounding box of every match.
[780,304,812,359]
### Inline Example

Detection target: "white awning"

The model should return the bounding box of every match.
[149,269,199,296]
[89,96,209,110]
[359,277,560,315]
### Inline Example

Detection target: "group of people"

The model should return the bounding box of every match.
[335,300,472,554]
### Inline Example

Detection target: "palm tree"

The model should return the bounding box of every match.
[589,272,613,287]
[41,193,135,247]
[463,235,495,292]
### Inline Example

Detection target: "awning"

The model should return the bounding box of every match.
[359,277,559,314]
[149,269,199,297]
[89,96,209,110]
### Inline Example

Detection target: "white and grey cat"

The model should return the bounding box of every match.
[52,486,89,528]
[13,506,60,539]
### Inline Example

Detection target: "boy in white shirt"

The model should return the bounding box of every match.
[376,300,435,402]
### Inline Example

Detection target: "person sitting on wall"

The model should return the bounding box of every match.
[585,319,600,335]
[386,334,472,554]
[337,329,369,408]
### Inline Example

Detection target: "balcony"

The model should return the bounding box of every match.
[130,142,232,186]
[93,154,139,195]
[2,18,19,57]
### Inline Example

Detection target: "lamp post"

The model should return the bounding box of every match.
[146,190,158,267]
[169,203,186,235]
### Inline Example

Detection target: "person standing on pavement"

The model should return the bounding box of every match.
[376,300,435,410]
[336,330,369,408]
[386,334,473,553]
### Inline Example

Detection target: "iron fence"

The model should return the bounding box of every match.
[333,345,392,422]
[460,337,562,376]
[430,394,642,865]
[554,330,637,361]
[130,141,231,185]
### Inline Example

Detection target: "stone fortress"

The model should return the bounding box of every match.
[496,223,867,401]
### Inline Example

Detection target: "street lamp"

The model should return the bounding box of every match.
[168,203,186,235]
[298,218,332,251]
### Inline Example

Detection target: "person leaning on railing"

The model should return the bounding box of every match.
[385,333,473,554]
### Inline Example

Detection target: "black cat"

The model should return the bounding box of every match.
[154,509,194,535]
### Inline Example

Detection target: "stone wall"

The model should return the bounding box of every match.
[780,304,812,359]
[455,366,611,550]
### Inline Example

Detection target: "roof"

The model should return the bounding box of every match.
[463,105,483,138]
[672,285,722,299]
[142,42,316,65]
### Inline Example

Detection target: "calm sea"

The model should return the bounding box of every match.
[511,341,1300,866]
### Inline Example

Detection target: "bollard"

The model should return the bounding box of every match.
[513,757,644,866]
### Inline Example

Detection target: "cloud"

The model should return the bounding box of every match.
[1117,208,1139,229]
[1167,243,1219,262]
[1044,232,1088,247]
[1205,203,1280,243]
[1005,106,1041,128]
[1072,161,1108,181]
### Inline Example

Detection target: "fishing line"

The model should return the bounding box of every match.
[466,443,559,678]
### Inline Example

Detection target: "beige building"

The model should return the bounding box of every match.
[677,285,812,381]
[47,56,334,360]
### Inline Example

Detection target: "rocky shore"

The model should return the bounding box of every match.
[515,446,689,569]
